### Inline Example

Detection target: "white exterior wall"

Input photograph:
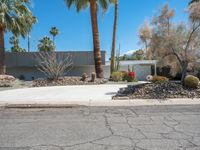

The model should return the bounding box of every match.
[7,65,151,81]
[103,65,151,81]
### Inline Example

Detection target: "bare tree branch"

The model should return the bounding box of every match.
[184,23,200,58]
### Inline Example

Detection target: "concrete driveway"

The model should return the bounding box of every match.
[1,84,200,107]
[0,84,127,105]
[0,105,200,150]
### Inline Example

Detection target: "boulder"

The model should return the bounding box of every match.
[0,75,15,87]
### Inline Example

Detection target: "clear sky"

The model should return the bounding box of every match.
[5,0,189,59]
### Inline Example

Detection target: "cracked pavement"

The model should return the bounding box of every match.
[0,105,200,150]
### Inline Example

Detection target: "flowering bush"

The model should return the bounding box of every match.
[128,72,136,79]
[123,72,136,82]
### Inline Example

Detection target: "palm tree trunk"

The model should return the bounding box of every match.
[89,0,104,78]
[0,25,5,74]
[53,36,55,45]
[110,0,118,75]
[28,32,30,52]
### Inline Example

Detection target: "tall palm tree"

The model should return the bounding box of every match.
[65,0,109,78]
[27,16,37,52]
[50,27,59,44]
[0,0,34,74]
[110,0,118,75]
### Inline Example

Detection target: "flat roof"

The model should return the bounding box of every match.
[106,60,158,66]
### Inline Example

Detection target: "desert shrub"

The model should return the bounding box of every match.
[151,75,169,83]
[121,71,128,80]
[36,52,73,80]
[123,72,136,82]
[184,75,199,88]
[111,71,123,82]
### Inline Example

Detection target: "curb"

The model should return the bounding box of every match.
[1,104,84,109]
[0,99,200,108]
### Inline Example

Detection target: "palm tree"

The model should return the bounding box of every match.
[110,0,118,75]
[65,0,109,78]
[50,27,59,44]
[9,36,26,52]
[0,0,34,74]
[27,16,37,52]
[38,36,55,52]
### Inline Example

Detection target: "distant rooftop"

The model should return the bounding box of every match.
[106,60,158,66]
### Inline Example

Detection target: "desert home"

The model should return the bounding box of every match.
[5,51,157,81]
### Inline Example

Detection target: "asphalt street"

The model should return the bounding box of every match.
[0,105,200,150]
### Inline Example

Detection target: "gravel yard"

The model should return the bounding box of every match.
[33,77,107,87]
[0,77,108,91]
[0,79,33,91]
[113,82,200,100]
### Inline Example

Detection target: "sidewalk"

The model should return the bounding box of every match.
[0,84,200,107]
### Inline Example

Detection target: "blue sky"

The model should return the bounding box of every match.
[5,0,189,58]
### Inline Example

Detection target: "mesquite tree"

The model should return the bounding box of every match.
[139,21,152,56]
[143,3,200,85]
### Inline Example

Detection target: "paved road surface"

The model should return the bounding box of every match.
[0,105,200,150]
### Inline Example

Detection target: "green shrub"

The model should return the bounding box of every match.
[123,73,131,82]
[121,71,128,81]
[184,75,199,88]
[151,75,169,83]
[111,72,123,82]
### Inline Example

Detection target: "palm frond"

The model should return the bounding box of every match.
[0,0,36,37]
[65,0,89,12]
[98,0,109,12]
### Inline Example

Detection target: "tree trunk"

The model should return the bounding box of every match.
[89,0,104,78]
[0,25,5,74]
[53,36,55,45]
[181,63,188,86]
[28,32,30,52]
[145,40,148,57]
[110,0,118,75]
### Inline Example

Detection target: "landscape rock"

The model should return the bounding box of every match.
[33,76,107,87]
[0,75,15,80]
[81,73,88,82]
[113,82,200,100]
[0,75,16,87]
